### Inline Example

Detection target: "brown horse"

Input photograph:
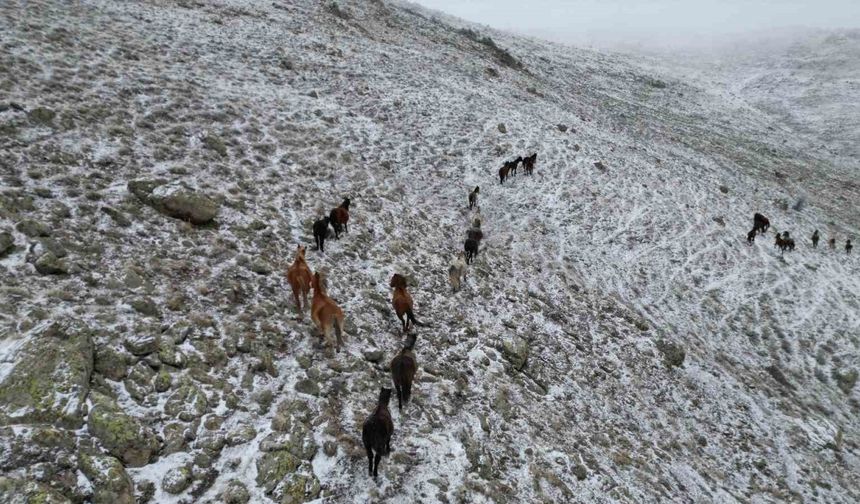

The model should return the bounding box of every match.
[753,213,770,235]
[286,245,313,319]
[362,387,394,479]
[468,186,479,210]
[523,153,537,175]
[499,164,511,184]
[310,272,346,352]
[390,333,417,411]
[329,197,351,239]
[829,237,836,250]
[391,273,421,332]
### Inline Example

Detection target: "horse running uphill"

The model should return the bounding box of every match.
[468,186,479,210]
[310,272,346,352]
[313,216,330,252]
[362,387,394,479]
[448,252,467,291]
[391,273,422,332]
[329,198,351,239]
[286,245,313,319]
[464,238,479,264]
[753,213,770,235]
[390,333,417,410]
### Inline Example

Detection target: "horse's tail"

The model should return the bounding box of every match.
[401,379,412,407]
[333,314,345,348]
[406,308,426,327]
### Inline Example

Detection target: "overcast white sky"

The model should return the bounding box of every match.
[413,0,860,49]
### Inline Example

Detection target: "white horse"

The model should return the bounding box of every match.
[448,252,468,291]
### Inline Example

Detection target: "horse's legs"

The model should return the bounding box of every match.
[373,452,382,478]
[366,446,374,476]
[395,383,403,410]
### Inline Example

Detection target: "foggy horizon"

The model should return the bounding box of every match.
[412,0,860,50]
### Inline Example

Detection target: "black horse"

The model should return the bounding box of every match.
[361,387,394,479]
[313,217,330,252]
[464,238,479,264]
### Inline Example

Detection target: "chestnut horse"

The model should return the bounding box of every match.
[329,197,351,239]
[286,245,313,319]
[391,273,421,332]
[310,271,346,352]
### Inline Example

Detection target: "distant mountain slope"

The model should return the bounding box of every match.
[0,1,858,504]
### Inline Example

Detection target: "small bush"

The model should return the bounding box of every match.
[326,2,350,20]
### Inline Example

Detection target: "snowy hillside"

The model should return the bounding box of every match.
[1,1,858,503]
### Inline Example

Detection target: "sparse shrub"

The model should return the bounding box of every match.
[326,1,350,20]
[458,28,522,69]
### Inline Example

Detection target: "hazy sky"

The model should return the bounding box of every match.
[413,0,860,49]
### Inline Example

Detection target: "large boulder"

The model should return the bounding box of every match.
[255,450,300,494]
[78,451,135,504]
[501,336,529,371]
[162,465,192,494]
[127,180,219,225]
[0,476,71,503]
[0,322,93,429]
[0,231,14,255]
[87,392,159,467]
[34,252,69,275]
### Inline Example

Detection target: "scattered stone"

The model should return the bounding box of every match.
[222,480,251,504]
[294,379,320,396]
[131,297,160,317]
[718,185,729,194]
[0,232,14,256]
[202,134,228,157]
[35,252,69,275]
[124,333,161,356]
[557,124,568,132]
[87,392,159,467]
[101,206,132,227]
[362,349,384,363]
[497,123,507,133]
[255,450,300,494]
[79,451,135,504]
[593,161,607,172]
[501,336,529,371]
[17,219,50,237]
[162,466,192,494]
[94,346,130,381]
[28,107,56,125]
[248,259,272,275]
[656,339,685,368]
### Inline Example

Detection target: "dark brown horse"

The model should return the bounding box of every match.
[362,387,394,479]
[329,197,351,239]
[811,230,820,248]
[522,153,537,175]
[390,333,417,411]
[847,239,853,254]
[753,213,770,235]
[468,186,479,210]
[747,228,756,245]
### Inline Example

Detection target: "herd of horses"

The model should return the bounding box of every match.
[284,153,538,480]
[286,154,855,482]
[747,212,853,254]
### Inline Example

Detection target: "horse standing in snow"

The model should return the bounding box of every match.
[847,239,853,254]
[811,230,820,248]
[362,387,394,479]
[286,245,313,319]
[313,216,331,252]
[523,153,537,175]
[310,272,346,352]
[468,186,480,210]
[329,198,351,239]
[390,333,417,411]
[464,237,479,264]
[466,226,483,243]
[829,237,837,250]
[509,156,523,176]
[747,228,756,245]
[448,252,467,291]
[499,163,511,184]
[391,273,421,333]
[753,213,770,234]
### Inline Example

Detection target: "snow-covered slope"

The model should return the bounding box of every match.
[0,1,858,503]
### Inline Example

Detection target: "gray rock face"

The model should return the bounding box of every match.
[79,451,135,504]
[0,476,71,503]
[502,336,529,371]
[34,252,68,275]
[87,392,159,467]
[0,322,93,429]
[128,179,219,225]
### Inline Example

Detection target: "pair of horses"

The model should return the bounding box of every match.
[313,198,351,252]
[285,245,346,351]
[499,153,538,183]
[747,212,771,244]
[362,336,418,478]
[775,231,795,253]
[464,217,482,264]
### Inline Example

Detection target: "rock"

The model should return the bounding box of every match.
[718,185,729,194]
[255,450,300,494]
[35,252,69,275]
[362,349,384,363]
[128,179,219,225]
[656,339,685,368]
[294,379,320,396]
[165,379,209,421]
[497,123,507,133]
[131,297,160,317]
[87,392,159,467]
[0,476,71,503]
[123,333,161,356]
[79,451,135,504]
[39,237,67,258]
[572,465,588,481]
[28,107,56,125]
[16,219,51,237]
[833,368,858,394]
[154,370,172,392]
[202,134,228,157]
[94,346,130,381]
[135,480,155,504]
[593,161,607,172]
[248,259,272,275]
[227,424,258,446]
[0,232,14,255]
[162,466,192,494]
[501,336,529,371]
[557,124,568,132]
[100,206,132,227]
[323,441,337,457]
[159,343,187,368]
[222,480,251,504]
[280,473,321,504]
[0,322,93,429]
[162,422,190,455]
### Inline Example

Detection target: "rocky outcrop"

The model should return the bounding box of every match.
[87,392,159,467]
[128,179,219,225]
[0,322,93,429]
[34,252,69,275]
[0,476,71,504]
[79,451,135,504]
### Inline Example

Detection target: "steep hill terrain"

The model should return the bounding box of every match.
[0,1,858,503]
